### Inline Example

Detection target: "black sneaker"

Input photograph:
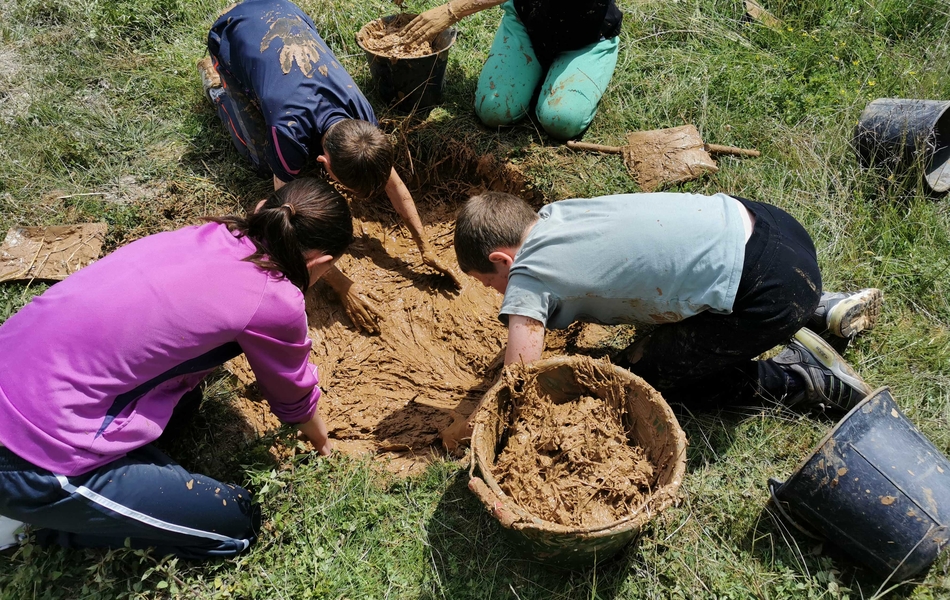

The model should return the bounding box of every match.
[813,288,883,338]
[772,327,872,413]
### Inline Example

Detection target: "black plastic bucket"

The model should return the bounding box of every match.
[853,98,950,193]
[769,387,950,581]
[356,15,457,114]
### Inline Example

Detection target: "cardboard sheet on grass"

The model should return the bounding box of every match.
[226,200,509,475]
[0,223,107,283]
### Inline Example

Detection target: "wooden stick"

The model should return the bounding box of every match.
[566,140,624,155]
[704,143,760,158]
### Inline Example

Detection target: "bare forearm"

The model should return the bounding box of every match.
[403,0,507,44]
[504,316,545,365]
[384,168,427,249]
[448,0,507,19]
[322,265,353,295]
[297,410,332,455]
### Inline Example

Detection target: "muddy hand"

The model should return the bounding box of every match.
[439,414,473,453]
[341,284,383,335]
[316,439,333,456]
[402,3,458,45]
[422,248,462,288]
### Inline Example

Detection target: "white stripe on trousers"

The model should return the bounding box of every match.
[55,475,249,549]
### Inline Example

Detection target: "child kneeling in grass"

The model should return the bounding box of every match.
[454,191,883,416]
[200,0,459,334]
[0,178,351,559]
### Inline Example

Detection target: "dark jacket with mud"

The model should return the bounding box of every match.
[513,0,622,66]
[207,0,377,183]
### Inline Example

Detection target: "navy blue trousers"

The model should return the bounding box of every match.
[0,444,259,560]
[620,198,823,406]
[208,58,271,177]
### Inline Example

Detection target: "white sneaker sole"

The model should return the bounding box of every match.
[0,515,25,551]
[827,288,883,338]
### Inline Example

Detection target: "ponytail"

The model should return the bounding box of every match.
[209,178,354,291]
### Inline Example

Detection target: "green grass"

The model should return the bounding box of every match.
[2,0,950,597]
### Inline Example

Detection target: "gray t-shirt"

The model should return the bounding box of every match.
[499,192,747,329]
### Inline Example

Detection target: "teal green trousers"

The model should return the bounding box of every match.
[474,1,620,140]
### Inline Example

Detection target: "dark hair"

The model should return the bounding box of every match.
[209,177,353,291]
[454,191,538,274]
[322,119,394,197]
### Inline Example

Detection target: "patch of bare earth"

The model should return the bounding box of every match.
[225,149,550,475]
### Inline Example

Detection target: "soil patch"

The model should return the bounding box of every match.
[357,15,434,58]
[226,150,546,475]
[218,146,643,477]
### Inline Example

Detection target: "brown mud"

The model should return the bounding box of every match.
[225,150,556,475]
[471,358,680,535]
[227,204,505,475]
[494,393,654,528]
[357,15,434,58]
[218,148,643,477]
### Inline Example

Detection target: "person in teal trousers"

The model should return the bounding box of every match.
[404,0,622,140]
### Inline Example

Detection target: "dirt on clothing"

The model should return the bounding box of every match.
[357,15,434,58]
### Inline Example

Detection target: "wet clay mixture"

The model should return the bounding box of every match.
[358,16,435,58]
[493,391,655,528]
[228,198,507,474]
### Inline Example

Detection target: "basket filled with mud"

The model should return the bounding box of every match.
[356,14,457,113]
[469,355,687,567]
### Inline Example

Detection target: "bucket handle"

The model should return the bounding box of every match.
[767,478,824,540]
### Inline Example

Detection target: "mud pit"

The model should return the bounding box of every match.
[357,15,435,58]
[226,152,547,474]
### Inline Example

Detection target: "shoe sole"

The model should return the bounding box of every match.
[793,327,872,397]
[827,288,883,338]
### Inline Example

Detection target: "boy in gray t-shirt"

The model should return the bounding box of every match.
[454,191,882,417]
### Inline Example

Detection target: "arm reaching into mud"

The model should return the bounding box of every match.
[504,315,545,366]
[297,409,333,455]
[322,265,383,335]
[440,317,545,451]
[384,168,462,287]
[402,0,507,45]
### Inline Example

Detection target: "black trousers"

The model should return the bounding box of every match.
[620,198,822,406]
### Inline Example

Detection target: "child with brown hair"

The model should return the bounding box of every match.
[454,190,883,414]
[201,0,459,333]
[0,178,352,558]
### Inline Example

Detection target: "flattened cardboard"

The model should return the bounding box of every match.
[0,223,108,283]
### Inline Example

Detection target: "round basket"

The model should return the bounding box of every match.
[469,355,687,567]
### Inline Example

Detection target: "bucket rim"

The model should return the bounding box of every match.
[469,355,687,536]
[356,15,458,60]
[777,386,892,491]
